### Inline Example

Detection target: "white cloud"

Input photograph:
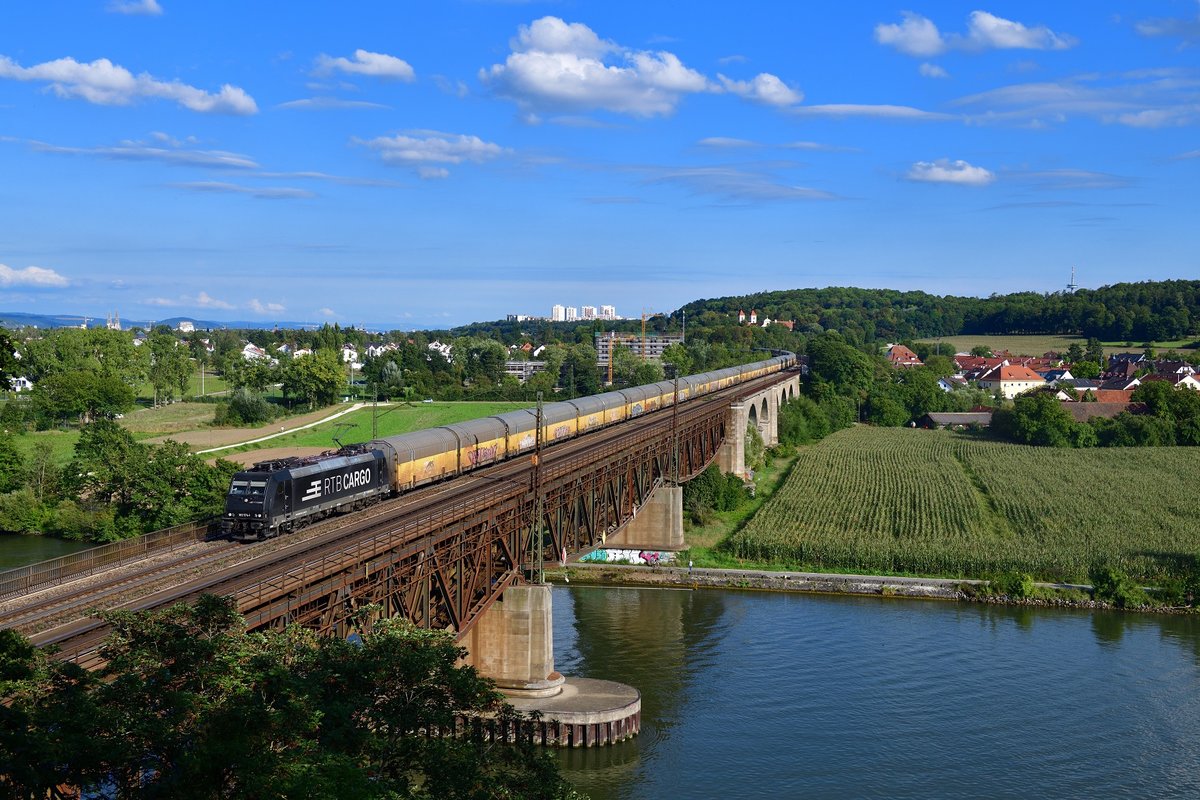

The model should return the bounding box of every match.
[249,299,285,314]
[0,264,69,287]
[648,166,838,203]
[195,292,234,309]
[791,103,953,120]
[784,140,858,152]
[1115,109,1185,128]
[906,159,995,186]
[1017,169,1134,190]
[875,11,1076,57]
[697,137,759,149]
[358,130,506,177]
[147,291,234,310]
[417,166,450,180]
[717,54,748,65]
[717,72,802,106]
[1136,11,1200,41]
[0,55,257,113]
[169,181,316,199]
[952,73,1199,128]
[482,16,711,116]
[919,63,949,79]
[318,307,337,317]
[515,16,615,58]
[108,0,162,15]
[24,136,258,169]
[277,97,390,111]
[875,12,946,57]
[964,11,1076,51]
[315,49,415,81]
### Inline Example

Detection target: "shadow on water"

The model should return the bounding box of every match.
[554,585,730,782]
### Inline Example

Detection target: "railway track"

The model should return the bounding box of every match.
[24,372,794,668]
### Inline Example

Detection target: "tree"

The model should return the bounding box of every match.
[970,345,994,358]
[281,351,344,410]
[0,328,18,389]
[1066,342,1085,364]
[660,342,693,376]
[31,369,135,426]
[0,596,576,799]
[148,332,192,405]
[0,434,23,493]
[1085,337,1105,366]
[996,392,1076,447]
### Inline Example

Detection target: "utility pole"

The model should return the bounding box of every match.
[529,392,545,583]
[607,330,614,386]
[641,310,648,362]
[682,309,686,343]
[672,374,680,485]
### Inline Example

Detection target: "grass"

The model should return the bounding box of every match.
[915,334,1196,359]
[134,371,230,404]
[119,402,217,438]
[215,401,531,456]
[727,426,1200,584]
[682,451,801,568]
[9,429,79,466]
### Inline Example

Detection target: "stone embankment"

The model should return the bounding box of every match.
[552,563,1194,614]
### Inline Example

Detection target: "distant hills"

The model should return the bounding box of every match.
[0,311,326,332]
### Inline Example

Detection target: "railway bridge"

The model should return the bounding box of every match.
[18,369,799,742]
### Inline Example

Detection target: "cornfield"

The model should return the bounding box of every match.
[730,426,1200,582]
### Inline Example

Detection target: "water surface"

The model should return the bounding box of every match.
[0,535,91,570]
[553,585,1200,799]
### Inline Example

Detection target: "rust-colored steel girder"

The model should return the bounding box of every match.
[37,373,791,666]
[229,383,741,642]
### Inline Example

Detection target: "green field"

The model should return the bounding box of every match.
[134,370,230,404]
[215,401,531,455]
[120,402,218,438]
[9,429,79,466]
[729,426,1200,582]
[915,334,1197,359]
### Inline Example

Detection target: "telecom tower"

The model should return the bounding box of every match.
[1067,266,1079,293]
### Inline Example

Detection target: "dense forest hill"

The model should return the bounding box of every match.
[679,281,1200,344]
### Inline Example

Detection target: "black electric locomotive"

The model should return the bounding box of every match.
[222,445,390,542]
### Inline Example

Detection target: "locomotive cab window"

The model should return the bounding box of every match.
[229,480,267,497]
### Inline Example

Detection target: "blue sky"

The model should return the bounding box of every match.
[1,1,1198,329]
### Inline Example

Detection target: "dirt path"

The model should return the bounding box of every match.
[145,403,362,450]
[209,446,330,467]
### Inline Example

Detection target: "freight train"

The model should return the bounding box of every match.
[222,353,794,542]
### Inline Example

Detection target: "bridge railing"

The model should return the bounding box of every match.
[0,517,221,601]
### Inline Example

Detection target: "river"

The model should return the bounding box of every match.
[553,585,1200,799]
[0,535,91,570]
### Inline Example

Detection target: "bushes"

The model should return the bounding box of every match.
[683,465,750,525]
[1088,564,1149,608]
[777,395,831,446]
[213,388,277,427]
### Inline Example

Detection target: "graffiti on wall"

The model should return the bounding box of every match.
[579,549,675,566]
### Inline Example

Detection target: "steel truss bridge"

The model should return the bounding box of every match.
[33,372,793,666]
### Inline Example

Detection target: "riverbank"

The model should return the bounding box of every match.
[548,562,1196,615]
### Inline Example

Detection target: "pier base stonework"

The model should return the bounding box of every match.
[606,484,684,551]
[463,583,564,699]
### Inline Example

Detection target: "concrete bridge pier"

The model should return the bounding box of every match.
[606,484,684,551]
[717,374,802,478]
[463,583,641,746]
[463,583,563,698]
